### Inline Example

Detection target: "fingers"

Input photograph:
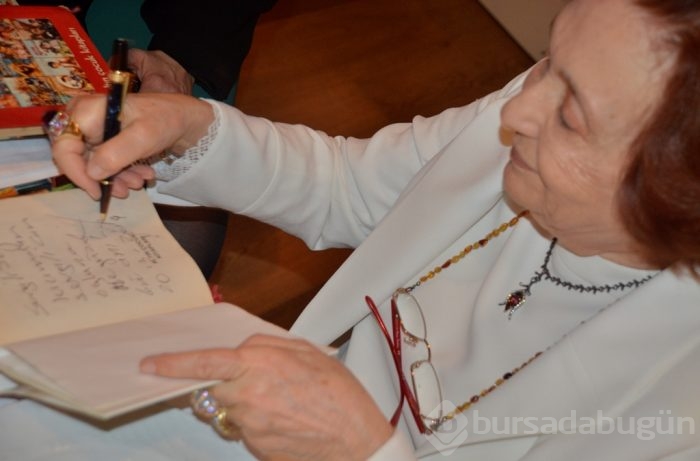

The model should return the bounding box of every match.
[141,348,244,381]
[240,333,318,352]
[50,96,106,199]
[139,335,318,380]
[170,336,393,459]
[64,94,108,145]
[84,124,159,180]
[127,49,193,95]
[110,167,154,197]
[127,48,146,74]
[52,135,101,199]
[51,98,157,198]
[127,163,156,181]
[212,408,243,441]
[53,94,170,181]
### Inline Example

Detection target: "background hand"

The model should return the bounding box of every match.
[140,334,394,461]
[128,48,195,95]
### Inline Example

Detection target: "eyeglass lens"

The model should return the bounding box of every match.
[393,290,444,427]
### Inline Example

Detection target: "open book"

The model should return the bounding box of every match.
[0,188,296,420]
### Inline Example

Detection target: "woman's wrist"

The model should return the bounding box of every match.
[170,98,215,155]
[152,99,221,182]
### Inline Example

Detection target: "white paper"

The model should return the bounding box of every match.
[4,303,295,419]
[0,137,59,189]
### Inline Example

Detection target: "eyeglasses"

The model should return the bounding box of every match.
[366,288,444,434]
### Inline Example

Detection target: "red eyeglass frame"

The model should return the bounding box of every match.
[365,295,430,434]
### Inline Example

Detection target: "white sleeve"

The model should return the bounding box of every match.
[158,72,526,250]
[367,430,418,461]
[660,447,700,461]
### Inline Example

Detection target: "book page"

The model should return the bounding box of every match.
[0,188,213,345]
[3,303,295,420]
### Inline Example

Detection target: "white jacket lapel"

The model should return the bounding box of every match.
[414,270,700,456]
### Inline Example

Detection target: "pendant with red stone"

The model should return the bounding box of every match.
[503,289,527,320]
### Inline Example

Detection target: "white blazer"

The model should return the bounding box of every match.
[160,72,700,459]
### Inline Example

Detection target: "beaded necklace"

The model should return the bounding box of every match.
[402,210,655,428]
[403,211,528,293]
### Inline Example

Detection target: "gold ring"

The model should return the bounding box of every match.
[42,110,83,142]
[211,408,240,440]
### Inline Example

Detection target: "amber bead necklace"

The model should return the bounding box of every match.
[402,210,655,429]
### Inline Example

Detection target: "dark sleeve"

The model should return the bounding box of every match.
[140,0,277,100]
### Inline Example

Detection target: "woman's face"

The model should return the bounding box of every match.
[500,0,674,266]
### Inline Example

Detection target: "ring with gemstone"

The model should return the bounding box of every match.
[42,110,82,143]
[190,388,221,420]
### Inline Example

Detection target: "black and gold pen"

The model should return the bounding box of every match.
[99,38,131,221]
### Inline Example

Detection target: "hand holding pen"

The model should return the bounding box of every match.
[47,73,215,207]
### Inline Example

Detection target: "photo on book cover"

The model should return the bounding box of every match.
[0,16,95,109]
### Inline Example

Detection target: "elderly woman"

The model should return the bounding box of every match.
[14,0,699,459]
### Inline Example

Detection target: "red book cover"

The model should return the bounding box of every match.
[0,6,110,139]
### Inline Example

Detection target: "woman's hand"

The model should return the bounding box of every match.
[140,334,394,461]
[51,93,214,200]
[128,49,195,95]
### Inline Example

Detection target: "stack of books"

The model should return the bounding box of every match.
[0,5,110,197]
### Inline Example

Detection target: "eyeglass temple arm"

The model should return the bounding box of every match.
[365,296,427,432]
[365,296,404,426]
[390,297,428,433]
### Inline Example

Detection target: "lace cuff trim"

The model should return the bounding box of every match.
[151,101,222,182]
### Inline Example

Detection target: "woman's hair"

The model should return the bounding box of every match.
[618,0,700,274]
